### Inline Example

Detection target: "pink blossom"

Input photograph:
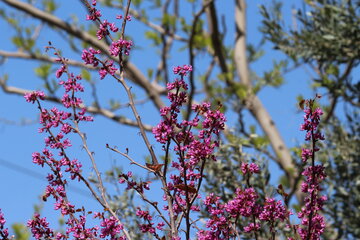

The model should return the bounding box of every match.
[27,213,54,239]
[81,47,101,66]
[136,208,153,221]
[59,73,84,93]
[297,98,326,239]
[32,152,46,167]
[100,216,124,238]
[99,60,118,79]
[173,64,193,76]
[109,39,133,56]
[117,15,132,21]
[259,198,290,222]
[139,223,155,234]
[156,222,165,230]
[0,209,9,239]
[56,65,66,78]
[24,91,45,103]
[86,7,101,21]
[243,222,260,233]
[241,162,260,175]
[96,20,118,40]
[65,215,98,239]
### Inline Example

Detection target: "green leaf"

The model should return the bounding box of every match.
[145,31,161,45]
[251,135,269,148]
[247,44,265,62]
[81,69,91,82]
[11,36,23,48]
[11,223,30,240]
[34,64,51,78]
[147,68,153,79]
[325,64,339,77]
[249,125,256,134]
[41,0,57,13]
[193,33,211,50]
[7,17,18,27]
[25,39,35,50]
[132,0,142,7]
[162,13,176,29]
[263,60,286,87]
[234,83,248,100]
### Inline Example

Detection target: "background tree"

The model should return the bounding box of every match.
[0,0,358,239]
[260,1,360,238]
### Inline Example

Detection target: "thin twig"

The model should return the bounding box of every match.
[0,83,154,131]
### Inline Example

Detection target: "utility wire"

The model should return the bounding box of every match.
[0,157,93,198]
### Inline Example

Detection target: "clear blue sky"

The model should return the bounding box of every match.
[0,0,312,235]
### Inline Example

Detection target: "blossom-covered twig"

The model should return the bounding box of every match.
[0,209,12,240]
[297,95,327,240]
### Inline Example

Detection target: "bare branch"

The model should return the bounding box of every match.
[234,0,300,201]
[205,1,228,74]
[0,81,153,131]
[0,50,93,68]
[2,0,165,110]
[186,0,214,121]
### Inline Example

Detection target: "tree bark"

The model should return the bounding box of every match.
[234,0,301,202]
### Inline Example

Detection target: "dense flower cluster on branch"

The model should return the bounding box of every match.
[297,95,327,240]
[0,209,10,239]
[22,47,128,239]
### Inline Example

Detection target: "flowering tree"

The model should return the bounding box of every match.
[0,0,358,239]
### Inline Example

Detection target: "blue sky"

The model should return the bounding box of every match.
[0,0,315,235]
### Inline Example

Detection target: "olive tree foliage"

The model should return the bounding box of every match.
[319,112,360,239]
[260,0,360,239]
[0,0,358,238]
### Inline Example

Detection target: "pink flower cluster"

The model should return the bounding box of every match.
[152,65,227,220]
[85,3,118,40]
[259,198,289,222]
[198,189,291,239]
[134,207,164,237]
[300,105,324,162]
[136,208,156,234]
[82,47,119,80]
[116,15,132,21]
[241,162,260,175]
[81,47,101,67]
[24,50,108,239]
[297,96,327,240]
[118,172,164,238]
[27,213,55,239]
[172,64,193,76]
[198,188,258,239]
[96,20,119,40]
[110,39,133,56]
[0,209,10,239]
[99,60,118,80]
[82,3,134,81]
[86,0,101,21]
[65,215,99,239]
[99,216,124,239]
[24,91,45,103]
